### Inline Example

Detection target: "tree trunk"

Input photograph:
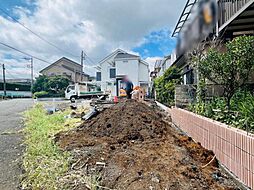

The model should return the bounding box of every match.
[226,96,232,111]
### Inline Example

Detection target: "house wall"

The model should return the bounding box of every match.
[41,60,83,82]
[138,62,149,83]
[100,56,116,96]
[116,59,139,86]
[99,53,150,96]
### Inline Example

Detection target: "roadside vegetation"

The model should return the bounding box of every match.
[188,36,254,133]
[189,90,254,132]
[32,75,70,98]
[154,36,254,133]
[154,66,181,106]
[22,104,79,189]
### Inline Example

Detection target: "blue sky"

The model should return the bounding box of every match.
[0,0,183,78]
[133,29,176,58]
[0,0,36,18]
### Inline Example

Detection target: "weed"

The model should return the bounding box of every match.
[21,104,79,189]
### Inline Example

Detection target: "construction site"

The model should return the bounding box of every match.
[54,99,242,190]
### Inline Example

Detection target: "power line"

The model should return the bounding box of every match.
[0,7,99,65]
[0,42,51,64]
[5,69,19,79]
[0,8,98,66]
[82,50,98,65]
[0,7,80,59]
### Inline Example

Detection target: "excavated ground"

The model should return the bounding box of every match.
[56,100,239,190]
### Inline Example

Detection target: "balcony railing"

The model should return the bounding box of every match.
[218,0,252,28]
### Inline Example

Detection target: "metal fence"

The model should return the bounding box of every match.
[175,84,224,108]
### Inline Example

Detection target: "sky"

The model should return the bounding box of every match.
[0,0,185,78]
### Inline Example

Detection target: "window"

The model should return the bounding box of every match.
[96,72,101,81]
[67,85,75,93]
[109,68,116,78]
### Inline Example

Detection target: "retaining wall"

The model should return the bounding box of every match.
[170,107,254,189]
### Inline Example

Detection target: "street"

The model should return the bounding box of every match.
[0,99,34,190]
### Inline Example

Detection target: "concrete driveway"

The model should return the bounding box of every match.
[0,99,34,190]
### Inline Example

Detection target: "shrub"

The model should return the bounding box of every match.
[32,75,70,95]
[154,66,181,106]
[188,91,254,133]
[199,36,254,109]
[33,91,49,98]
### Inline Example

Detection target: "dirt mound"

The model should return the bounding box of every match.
[56,100,239,190]
[81,100,168,143]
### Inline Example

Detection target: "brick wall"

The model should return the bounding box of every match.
[170,108,254,189]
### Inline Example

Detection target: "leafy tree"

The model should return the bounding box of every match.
[32,75,49,92]
[32,75,70,95]
[199,36,254,109]
[154,66,181,106]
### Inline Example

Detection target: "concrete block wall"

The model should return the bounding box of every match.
[170,108,254,189]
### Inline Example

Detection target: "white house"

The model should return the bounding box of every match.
[96,49,150,96]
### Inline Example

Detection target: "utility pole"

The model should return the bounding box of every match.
[24,57,33,95]
[81,50,85,82]
[30,57,33,93]
[2,64,6,98]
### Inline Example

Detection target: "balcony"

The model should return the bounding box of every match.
[218,0,254,33]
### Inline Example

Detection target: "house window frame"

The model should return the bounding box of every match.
[96,72,101,81]
[109,68,116,79]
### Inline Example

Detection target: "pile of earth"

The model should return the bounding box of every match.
[56,100,240,190]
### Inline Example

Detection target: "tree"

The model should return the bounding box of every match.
[32,75,70,95]
[199,36,254,109]
[154,66,181,106]
[32,75,49,93]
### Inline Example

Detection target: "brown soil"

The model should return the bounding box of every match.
[56,100,239,190]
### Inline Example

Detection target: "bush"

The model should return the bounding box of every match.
[33,91,49,98]
[188,91,254,133]
[154,66,181,106]
[32,75,70,95]
[199,36,254,109]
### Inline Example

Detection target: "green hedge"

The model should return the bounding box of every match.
[0,82,31,91]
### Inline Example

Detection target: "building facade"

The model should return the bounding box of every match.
[96,49,150,96]
[40,57,89,83]
[171,0,254,86]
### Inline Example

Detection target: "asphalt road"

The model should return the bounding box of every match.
[0,99,34,190]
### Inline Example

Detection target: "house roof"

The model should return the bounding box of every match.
[40,57,81,73]
[140,60,149,67]
[98,49,126,65]
[114,52,139,59]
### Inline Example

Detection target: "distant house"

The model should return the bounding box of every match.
[96,49,150,96]
[40,57,89,83]
[150,54,173,79]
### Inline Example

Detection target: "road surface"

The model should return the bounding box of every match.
[0,99,34,190]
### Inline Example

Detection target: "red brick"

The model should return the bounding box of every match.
[251,156,254,172]
[230,144,235,161]
[250,172,254,190]
[243,135,247,152]
[251,138,254,156]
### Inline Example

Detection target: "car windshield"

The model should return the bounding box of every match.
[67,86,75,92]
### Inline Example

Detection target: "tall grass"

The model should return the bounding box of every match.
[22,104,78,190]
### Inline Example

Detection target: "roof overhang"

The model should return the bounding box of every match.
[219,0,254,35]
[171,54,186,69]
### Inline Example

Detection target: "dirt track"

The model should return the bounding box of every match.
[56,100,239,190]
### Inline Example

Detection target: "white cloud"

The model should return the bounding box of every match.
[145,56,162,72]
[0,0,185,78]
